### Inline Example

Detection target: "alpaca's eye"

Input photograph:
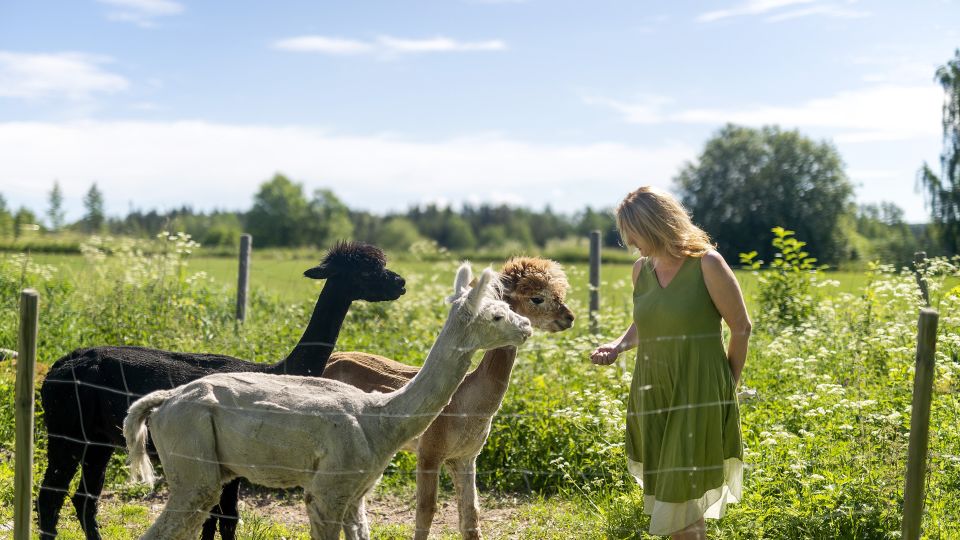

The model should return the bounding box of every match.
[493,315,504,321]
[531,297,544,305]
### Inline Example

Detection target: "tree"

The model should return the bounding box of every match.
[918,49,960,255]
[675,124,854,264]
[83,182,106,233]
[308,188,354,247]
[0,194,13,238]
[576,206,619,247]
[478,224,509,248]
[442,213,476,250]
[47,180,65,231]
[376,217,422,251]
[245,173,310,247]
[529,205,573,247]
[850,202,917,267]
[13,207,39,238]
[206,213,243,247]
[349,210,382,244]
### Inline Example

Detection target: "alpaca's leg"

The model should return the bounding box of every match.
[201,478,241,540]
[199,512,217,540]
[148,409,222,540]
[36,437,84,539]
[413,455,442,540]
[343,497,370,540]
[71,444,114,540]
[305,492,343,540]
[448,456,483,540]
[142,483,222,540]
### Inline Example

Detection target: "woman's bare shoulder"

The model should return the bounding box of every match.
[632,257,646,284]
[700,250,730,275]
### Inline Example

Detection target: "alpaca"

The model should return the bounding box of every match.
[124,263,533,540]
[37,241,405,540]
[323,257,573,539]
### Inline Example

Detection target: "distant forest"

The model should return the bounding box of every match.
[0,169,940,268]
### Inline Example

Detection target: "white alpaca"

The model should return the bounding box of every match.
[323,257,574,539]
[124,264,532,540]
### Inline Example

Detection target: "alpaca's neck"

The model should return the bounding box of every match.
[268,284,350,376]
[377,317,477,444]
[462,345,518,415]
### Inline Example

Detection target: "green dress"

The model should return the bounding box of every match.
[625,255,743,535]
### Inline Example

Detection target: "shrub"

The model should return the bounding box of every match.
[741,227,824,331]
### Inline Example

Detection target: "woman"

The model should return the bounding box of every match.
[591,186,751,539]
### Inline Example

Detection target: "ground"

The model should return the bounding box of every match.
[75,482,592,539]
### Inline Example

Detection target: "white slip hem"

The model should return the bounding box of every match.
[627,456,743,535]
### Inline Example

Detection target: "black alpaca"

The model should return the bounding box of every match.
[36,242,405,540]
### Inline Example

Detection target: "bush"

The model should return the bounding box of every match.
[741,227,824,331]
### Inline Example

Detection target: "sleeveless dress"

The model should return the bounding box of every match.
[625,256,743,535]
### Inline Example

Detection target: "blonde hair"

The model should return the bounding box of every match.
[615,186,714,258]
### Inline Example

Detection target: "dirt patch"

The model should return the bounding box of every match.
[238,487,524,535]
[110,484,529,536]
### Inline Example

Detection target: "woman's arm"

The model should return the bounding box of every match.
[591,258,644,366]
[701,251,752,385]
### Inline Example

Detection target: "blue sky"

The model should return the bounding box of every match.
[1,0,958,223]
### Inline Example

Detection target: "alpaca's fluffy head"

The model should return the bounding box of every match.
[304,241,406,302]
[499,257,574,332]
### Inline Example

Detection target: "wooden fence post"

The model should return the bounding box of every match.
[913,251,930,307]
[902,307,939,540]
[589,230,601,333]
[15,289,39,540]
[236,234,251,322]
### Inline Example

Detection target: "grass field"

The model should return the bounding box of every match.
[3,238,960,539]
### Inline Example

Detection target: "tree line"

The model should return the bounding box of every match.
[0,173,618,254]
[0,164,935,268]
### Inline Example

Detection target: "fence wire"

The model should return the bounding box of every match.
[4,249,957,539]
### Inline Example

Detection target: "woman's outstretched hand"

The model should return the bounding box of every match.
[591,343,621,365]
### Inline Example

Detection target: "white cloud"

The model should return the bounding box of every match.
[272,37,374,55]
[273,35,507,56]
[587,85,942,143]
[0,51,128,100]
[0,121,693,218]
[698,0,815,22]
[765,3,869,21]
[97,0,184,26]
[377,36,505,52]
[697,0,867,22]
[466,191,527,207]
[850,53,938,85]
[581,95,672,124]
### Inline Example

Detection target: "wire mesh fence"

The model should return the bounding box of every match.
[1,236,959,538]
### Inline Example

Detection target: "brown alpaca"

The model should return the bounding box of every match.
[323,257,574,539]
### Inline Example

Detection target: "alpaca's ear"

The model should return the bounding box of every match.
[466,268,495,312]
[452,262,472,298]
[304,263,332,280]
[499,272,517,297]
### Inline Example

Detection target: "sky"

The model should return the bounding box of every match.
[1,0,958,224]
